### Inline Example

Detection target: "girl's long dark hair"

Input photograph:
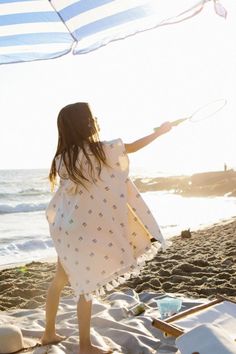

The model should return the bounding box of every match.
[49,102,107,191]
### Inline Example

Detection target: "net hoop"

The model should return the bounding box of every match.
[190,98,227,122]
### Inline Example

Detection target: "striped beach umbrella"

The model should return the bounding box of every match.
[0,0,227,65]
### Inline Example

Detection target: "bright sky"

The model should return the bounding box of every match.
[0,1,235,176]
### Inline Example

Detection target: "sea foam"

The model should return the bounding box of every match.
[0,238,53,256]
[0,202,47,214]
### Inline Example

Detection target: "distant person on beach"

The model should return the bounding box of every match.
[41,102,172,354]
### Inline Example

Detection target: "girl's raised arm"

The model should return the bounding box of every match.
[124,121,172,154]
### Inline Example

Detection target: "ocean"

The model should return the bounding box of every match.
[0,169,235,269]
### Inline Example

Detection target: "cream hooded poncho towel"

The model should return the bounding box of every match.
[46,139,165,300]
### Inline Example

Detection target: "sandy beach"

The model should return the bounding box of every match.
[0,218,235,312]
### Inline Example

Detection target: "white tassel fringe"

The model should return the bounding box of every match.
[84,242,160,301]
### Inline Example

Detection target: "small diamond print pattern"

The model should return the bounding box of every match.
[46,139,164,298]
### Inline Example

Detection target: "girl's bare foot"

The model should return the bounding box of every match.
[41,333,67,345]
[79,344,113,354]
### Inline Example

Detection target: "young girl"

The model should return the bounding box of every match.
[41,102,172,354]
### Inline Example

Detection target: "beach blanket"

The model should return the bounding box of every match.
[0,289,235,353]
[0,289,200,354]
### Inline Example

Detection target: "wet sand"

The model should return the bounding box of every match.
[0,219,235,311]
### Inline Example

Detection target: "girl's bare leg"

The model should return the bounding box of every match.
[41,259,68,345]
[42,260,112,352]
[77,296,113,354]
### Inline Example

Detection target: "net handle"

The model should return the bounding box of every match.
[154,117,189,130]
[171,117,189,126]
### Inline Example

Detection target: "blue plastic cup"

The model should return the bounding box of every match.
[157,297,182,319]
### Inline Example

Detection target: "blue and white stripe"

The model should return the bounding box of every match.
[52,0,208,55]
[0,0,74,64]
[0,0,210,64]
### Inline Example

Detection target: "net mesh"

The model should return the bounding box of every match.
[190,99,227,122]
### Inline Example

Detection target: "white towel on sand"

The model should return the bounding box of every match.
[0,290,192,354]
[1,290,235,354]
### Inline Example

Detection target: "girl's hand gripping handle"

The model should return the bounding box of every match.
[153,121,173,134]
